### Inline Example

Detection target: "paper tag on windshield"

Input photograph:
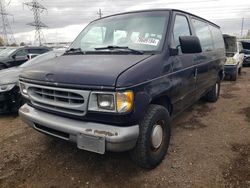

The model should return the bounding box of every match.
[134,37,160,46]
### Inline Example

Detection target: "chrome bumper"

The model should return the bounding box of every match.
[19,104,139,154]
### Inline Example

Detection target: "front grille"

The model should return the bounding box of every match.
[31,87,84,105]
[23,82,90,116]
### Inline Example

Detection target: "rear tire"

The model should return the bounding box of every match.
[238,67,242,75]
[204,78,220,103]
[130,105,171,169]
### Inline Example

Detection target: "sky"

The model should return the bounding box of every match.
[2,0,250,44]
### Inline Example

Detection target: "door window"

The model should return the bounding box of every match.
[15,49,28,57]
[173,15,191,48]
[192,19,214,52]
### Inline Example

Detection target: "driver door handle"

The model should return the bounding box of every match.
[194,68,198,79]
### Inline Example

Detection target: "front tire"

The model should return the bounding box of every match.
[130,105,171,169]
[231,69,238,81]
[204,78,220,102]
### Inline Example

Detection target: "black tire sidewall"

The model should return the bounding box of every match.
[131,105,171,169]
[145,109,170,166]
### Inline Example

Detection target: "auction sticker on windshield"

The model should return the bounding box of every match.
[134,37,160,46]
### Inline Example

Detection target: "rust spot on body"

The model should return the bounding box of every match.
[85,129,92,132]
[21,107,30,113]
[93,130,117,137]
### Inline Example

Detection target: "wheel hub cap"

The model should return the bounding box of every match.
[151,124,163,149]
[215,83,219,95]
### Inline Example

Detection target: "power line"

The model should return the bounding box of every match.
[24,0,47,46]
[0,0,15,45]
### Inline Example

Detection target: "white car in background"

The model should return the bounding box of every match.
[223,35,244,81]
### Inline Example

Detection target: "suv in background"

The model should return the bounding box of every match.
[0,47,6,52]
[19,9,225,169]
[241,41,250,66]
[223,35,244,81]
[0,46,51,70]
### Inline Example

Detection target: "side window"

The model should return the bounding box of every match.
[192,19,214,52]
[209,26,225,50]
[15,49,28,57]
[173,15,191,47]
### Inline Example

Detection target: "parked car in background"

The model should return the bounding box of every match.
[19,9,225,169]
[223,35,244,81]
[0,46,51,70]
[243,51,250,66]
[0,47,6,52]
[241,41,250,66]
[0,50,64,114]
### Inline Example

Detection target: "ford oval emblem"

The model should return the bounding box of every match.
[45,73,55,82]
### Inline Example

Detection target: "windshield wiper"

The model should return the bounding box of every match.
[64,48,85,55]
[95,46,144,54]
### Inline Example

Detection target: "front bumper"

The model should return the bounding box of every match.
[19,104,139,154]
[224,65,237,76]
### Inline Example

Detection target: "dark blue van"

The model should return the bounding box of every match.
[19,9,225,169]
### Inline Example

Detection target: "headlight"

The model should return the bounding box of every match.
[20,82,28,96]
[0,83,16,93]
[19,82,30,99]
[116,91,134,113]
[88,91,134,113]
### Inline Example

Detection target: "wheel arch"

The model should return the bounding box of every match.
[150,95,173,116]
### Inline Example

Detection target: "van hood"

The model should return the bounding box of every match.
[20,54,152,87]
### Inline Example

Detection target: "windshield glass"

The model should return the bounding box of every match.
[70,11,169,53]
[0,48,18,57]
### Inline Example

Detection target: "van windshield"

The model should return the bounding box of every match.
[69,11,169,53]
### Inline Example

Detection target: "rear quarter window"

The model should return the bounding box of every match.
[28,48,50,54]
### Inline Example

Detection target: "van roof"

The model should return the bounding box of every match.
[95,9,220,29]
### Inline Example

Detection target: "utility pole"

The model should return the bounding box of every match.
[241,17,244,37]
[97,9,103,19]
[0,0,15,46]
[97,9,104,40]
[24,0,47,46]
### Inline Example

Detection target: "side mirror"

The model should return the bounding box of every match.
[179,36,202,54]
[12,54,16,59]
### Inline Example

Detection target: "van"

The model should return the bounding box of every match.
[19,9,225,169]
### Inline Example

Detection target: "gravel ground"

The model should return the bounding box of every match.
[0,69,250,188]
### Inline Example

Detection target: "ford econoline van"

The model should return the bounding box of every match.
[19,9,225,169]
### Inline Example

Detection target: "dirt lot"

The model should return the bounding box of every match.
[1,69,250,188]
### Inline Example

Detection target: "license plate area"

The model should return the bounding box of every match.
[77,133,105,154]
